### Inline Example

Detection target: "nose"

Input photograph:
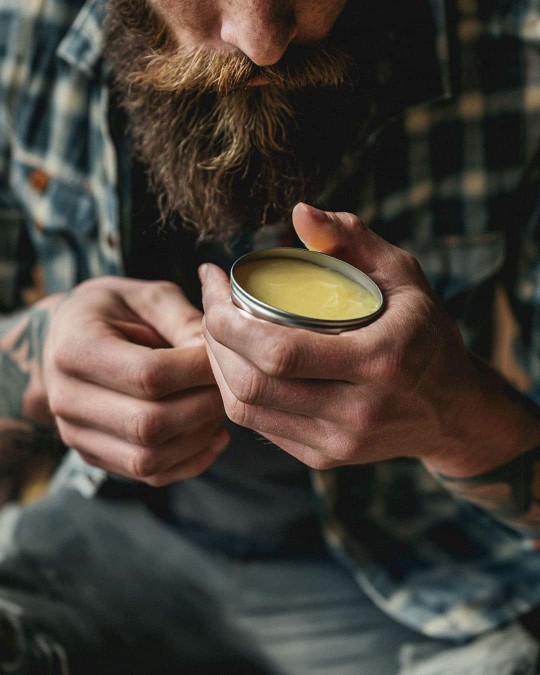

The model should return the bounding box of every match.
[220,3,297,66]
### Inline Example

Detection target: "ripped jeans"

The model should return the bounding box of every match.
[0,488,538,675]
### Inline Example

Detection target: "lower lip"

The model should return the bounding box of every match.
[246,76,271,87]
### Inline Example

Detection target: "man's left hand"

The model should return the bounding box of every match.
[200,203,540,477]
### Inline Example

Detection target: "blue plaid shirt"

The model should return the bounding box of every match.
[3,0,540,641]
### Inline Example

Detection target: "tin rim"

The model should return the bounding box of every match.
[230,248,384,333]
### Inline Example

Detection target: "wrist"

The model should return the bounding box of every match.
[430,443,540,531]
[423,354,540,478]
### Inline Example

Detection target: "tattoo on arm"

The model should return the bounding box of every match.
[436,385,540,532]
[0,303,63,477]
[436,447,540,531]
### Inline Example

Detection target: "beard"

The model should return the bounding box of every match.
[105,0,362,244]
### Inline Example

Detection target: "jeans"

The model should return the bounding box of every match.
[0,487,537,675]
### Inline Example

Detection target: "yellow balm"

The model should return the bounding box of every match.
[234,258,379,320]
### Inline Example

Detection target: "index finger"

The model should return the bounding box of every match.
[60,328,216,399]
[200,263,380,381]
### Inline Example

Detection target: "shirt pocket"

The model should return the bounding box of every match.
[401,231,505,301]
[9,155,98,293]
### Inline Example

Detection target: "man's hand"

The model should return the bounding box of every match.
[43,277,228,486]
[200,203,540,478]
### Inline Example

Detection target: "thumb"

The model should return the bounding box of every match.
[292,202,414,283]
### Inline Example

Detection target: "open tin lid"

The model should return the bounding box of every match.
[230,247,384,334]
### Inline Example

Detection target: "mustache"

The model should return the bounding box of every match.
[129,43,358,95]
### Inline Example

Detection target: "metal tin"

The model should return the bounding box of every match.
[230,247,384,333]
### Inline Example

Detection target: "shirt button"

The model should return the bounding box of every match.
[29,169,49,193]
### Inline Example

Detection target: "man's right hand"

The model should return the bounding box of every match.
[43,277,228,486]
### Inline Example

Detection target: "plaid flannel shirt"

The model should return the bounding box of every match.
[3,0,540,640]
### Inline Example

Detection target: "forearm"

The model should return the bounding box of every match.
[0,293,66,471]
[434,444,540,534]
[426,364,540,533]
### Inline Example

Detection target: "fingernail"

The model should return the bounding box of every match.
[300,203,328,221]
[198,264,208,283]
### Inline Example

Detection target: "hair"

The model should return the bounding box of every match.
[105,0,361,244]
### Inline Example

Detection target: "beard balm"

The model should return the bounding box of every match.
[230,248,383,333]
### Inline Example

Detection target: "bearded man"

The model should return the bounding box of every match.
[2,0,540,673]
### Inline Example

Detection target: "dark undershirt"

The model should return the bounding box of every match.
[123,154,324,554]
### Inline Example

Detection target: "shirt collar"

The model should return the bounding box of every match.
[56,0,107,77]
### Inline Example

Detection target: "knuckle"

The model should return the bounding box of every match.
[224,397,251,428]
[395,248,425,282]
[228,366,266,405]
[262,339,296,378]
[132,353,164,399]
[397,247,418,268]
[128,406,163,446]
[48,389,68,418]
[342,405,367,433]
[204,302,227,337]
[51,330,89,374]
[143,280,178,304]
[52,346,73,374]
[375,335,419,387]
[340,211,364,229]
[154,279,179,295]
[130,447,159,479]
